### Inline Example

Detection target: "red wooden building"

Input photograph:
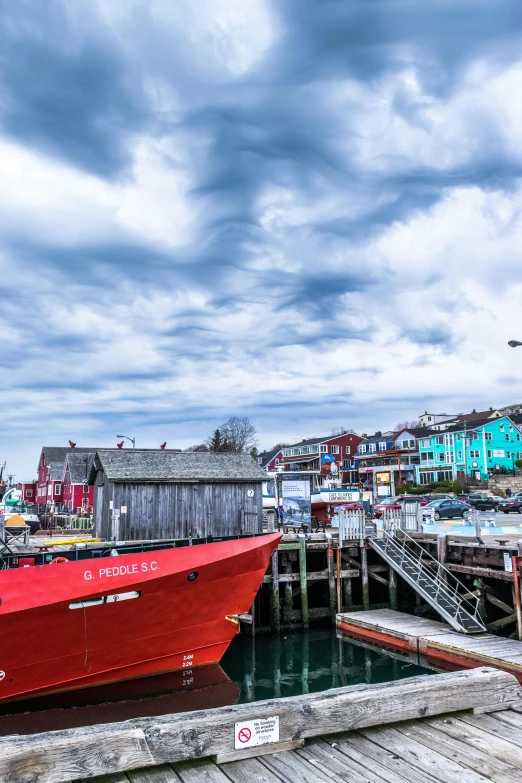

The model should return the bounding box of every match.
[62,452,95,512]
[257,448,283,472]
[36,446,98,509]
[279,433,362,486]
[15,480,37,504]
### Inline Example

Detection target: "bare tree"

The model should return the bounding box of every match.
[184,443,209,452]
[220,416,257,453]
[271,442,291,451]
[331,426,356,436]
[393,420,420,432]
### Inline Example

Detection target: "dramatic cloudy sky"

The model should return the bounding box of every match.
[1,0,522,476]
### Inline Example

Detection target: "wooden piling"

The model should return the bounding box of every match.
[270,549,280,632]
[361,543,370,611]
[250,597,256,637]
[388,565,398,610]
[299,534,309,629]
[343,571,353,611]
[513,541,522,641]
[282,554,294,623]
[436,533,447,567]
[336,546,342,613]
[326,535,337,623]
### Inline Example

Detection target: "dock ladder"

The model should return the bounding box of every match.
[371,513,486,634]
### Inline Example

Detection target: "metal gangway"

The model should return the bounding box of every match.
[370,503,486,634]
[339,502,486,634]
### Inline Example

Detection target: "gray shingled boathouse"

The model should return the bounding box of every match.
[89,449,267,540]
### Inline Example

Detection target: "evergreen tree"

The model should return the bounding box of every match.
[208,428,224,452]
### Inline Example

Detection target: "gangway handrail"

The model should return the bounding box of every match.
[375,526,484,630]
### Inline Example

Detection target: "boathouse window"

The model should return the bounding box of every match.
[320,445,328,453]
[436,436,444,445]
[345,446,351,455]
[420,438,431,448]
[26,489,33,497]
[301,447,310,454]
[378,442,386,450]
[330,445,339,454]
[54,483,62,495]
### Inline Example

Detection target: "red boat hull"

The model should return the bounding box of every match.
[0,533,281,703]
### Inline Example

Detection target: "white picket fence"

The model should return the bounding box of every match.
[338,508,366,542]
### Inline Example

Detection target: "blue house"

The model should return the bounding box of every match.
[415,416,522,484]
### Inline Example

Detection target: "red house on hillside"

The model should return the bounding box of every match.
[279,432,362,486]
[62,452,95,512]
[257,448,283,472]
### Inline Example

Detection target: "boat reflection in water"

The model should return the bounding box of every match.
[0,665,239,736]
[0,629,436,736]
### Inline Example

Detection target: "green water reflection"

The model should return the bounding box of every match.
[221,629,434,704]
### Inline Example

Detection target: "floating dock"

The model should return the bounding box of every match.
[337,608,522,681]
[1,668,520,782]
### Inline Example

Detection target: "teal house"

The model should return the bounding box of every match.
[415,416,522,485]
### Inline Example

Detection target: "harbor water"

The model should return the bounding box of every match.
[0,629,433,736]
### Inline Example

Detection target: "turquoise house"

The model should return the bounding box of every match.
[415,416,522,485]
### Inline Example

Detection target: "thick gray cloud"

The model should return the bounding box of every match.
[1,0,522,475]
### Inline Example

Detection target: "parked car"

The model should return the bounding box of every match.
[373,495,428,518]
[498,497,522,514]
[457,493,499,511]
[424,498,470,521]
[373,496,397,518]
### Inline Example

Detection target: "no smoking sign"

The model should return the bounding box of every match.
[234,717,279,750]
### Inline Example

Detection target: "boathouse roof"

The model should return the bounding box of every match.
[90,449,268,483]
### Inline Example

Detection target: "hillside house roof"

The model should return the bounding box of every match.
[456,409,501,423]
[48,462,66,481]
[66,452,96,484]
[41,446,97,463]
[395,428,438,439]
[285,433,359,449]
[90,450,268,483]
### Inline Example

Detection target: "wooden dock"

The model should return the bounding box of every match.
[0,668,520,782]
[86,706,522,783]
[337,608,522,681]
